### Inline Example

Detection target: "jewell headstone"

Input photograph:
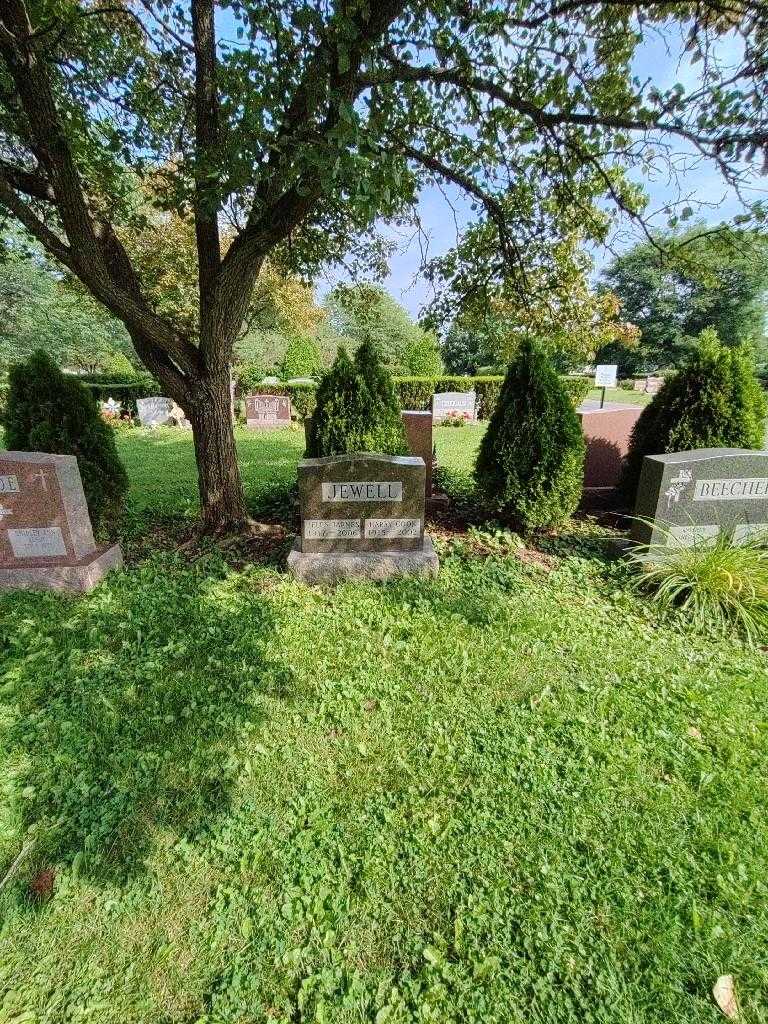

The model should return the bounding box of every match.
[432,391,476,422]
[245,393,292,428]
[0,450,122,592]
[631,448,768,548]
[136,396,191,428]
[287,453,439,582]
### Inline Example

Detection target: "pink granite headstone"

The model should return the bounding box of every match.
[0,451,122,592]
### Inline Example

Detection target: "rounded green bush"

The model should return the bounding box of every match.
[474,338,585,531]
[279,334,322,380]
[306,342,408,457]
[621,329,767,502]
[4,350,128,538]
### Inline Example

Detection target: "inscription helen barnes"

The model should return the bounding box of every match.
[632,448,768,548]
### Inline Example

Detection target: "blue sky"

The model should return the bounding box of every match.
[318,26,761,318]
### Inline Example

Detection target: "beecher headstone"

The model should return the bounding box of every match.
[631,448,768,548]
[136,396,191,428]
[432,391,476,422]
[0,450,122,592]
[287,453,439,582]
[245,393,292,428]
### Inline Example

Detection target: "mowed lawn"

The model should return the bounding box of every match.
[1,424,767,1024]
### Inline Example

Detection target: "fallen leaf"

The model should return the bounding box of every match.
[688,726,703,741]
[713,975,739,1019]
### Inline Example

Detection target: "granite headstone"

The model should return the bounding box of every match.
[432,391,476,422]
[136,396,190,428]
[632,448,768,548]
[577,400,643,489]
[0,450,122,592]
[287,453,438,581]
[245,393,292,428]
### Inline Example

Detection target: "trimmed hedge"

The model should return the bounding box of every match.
[561,376,593,405]
[234,373,590,423]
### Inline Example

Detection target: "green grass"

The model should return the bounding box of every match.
[584,386,653,406]
[1,426,767,1024]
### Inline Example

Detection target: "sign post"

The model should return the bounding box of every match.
[594,364,618,408]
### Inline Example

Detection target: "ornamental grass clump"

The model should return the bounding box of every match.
[628,524,768,639]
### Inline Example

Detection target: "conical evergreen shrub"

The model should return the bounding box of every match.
[621,329,767,502]
[353,338,408,455]
[4,350,128,537]
[475,338,585,530]
[305,342,408,457]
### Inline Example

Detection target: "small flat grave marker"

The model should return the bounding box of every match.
[632,448,768,548]
[0,450,122,592]
[432,391,476,422]
[245,393,292,428]
[288,453,438,582]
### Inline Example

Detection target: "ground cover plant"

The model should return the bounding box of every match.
[0,426,767,1023]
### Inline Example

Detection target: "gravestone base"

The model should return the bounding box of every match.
[0,542,123,594]
[426,491,451,514]
[287,534,439,584]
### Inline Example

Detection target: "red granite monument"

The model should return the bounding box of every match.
[0,451,122,593]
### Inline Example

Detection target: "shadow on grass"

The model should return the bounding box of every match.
[0,556,291,885]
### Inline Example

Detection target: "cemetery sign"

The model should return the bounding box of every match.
[632,448,768,548]
[288,453,439,581]
[0,450,122,592]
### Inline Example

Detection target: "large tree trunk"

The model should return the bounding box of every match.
[188,370,248,532]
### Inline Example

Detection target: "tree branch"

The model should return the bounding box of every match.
[191,0,221,311]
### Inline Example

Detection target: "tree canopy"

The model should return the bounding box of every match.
[0,0,766,528]
[0,248,134,375]
[597,227,768,375]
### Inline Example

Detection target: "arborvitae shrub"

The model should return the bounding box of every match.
[279,334,322,379]
[474,338,585,530]
[353,339,408,454]
[305,343,408,457]
[621,329,767,502]
[4,350,128,537]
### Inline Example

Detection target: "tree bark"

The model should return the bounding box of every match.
[188,370,248,531]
